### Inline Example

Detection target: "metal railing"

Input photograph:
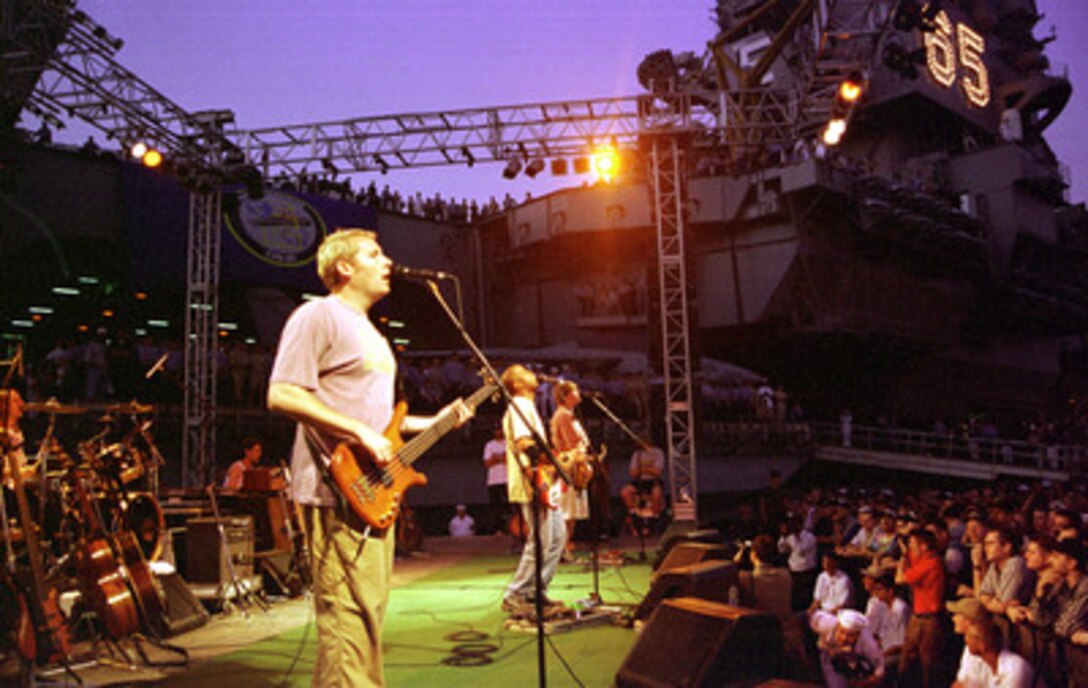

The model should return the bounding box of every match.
[808,421,1088,475]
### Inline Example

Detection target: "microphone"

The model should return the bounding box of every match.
[145,353,169,380]
[392,264,452,281]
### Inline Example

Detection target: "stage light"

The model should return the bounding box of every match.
[839,79,863,104]
[573,157,591,174]
[591,145,619,182]
[142,149,163,168]
[524,159,546,178]
[551,159,568,175]
[822,118,847,146]
[821,72,867,146]
[502,158,522,180]
[130,141,164,168]
[461,146,475,168]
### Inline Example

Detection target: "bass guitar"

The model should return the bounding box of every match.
[330,381,496,530]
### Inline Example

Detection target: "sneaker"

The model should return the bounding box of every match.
[530,593,566,610]
[502,594,527,612]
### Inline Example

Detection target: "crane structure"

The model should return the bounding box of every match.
[3,0,894,519]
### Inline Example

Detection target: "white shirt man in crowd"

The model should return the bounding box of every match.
[811,551,854,614]
[482,426,508,535]
[952,616,1033,688]
[866,571,910,681]
[448,504,475,538]
[779,514,819,611]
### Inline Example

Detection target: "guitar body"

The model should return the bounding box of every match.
[330,401,427,531]
[115,530,166,636]
[74,535,140,640]
[329,381,497,531]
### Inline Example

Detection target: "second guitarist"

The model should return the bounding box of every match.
[550,380,592,563]
[500,364,567,614]
[267,229,473,688]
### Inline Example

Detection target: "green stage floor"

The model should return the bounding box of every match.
[159,545,654,687]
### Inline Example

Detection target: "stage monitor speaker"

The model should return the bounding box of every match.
[653,528,722,570]
[158,571,210,637]
[654,542,729,579]
[617,597,783,688]
[186,516,254,584]
[634,559,737,621]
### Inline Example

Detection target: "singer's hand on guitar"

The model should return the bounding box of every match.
[354,423,393,466]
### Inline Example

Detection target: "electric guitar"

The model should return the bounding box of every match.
[329,381,496,530]
[536,442,608,507]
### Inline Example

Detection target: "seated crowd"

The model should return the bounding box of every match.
[722,480,1088,687]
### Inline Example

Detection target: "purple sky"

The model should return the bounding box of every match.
[44,1,1088,205]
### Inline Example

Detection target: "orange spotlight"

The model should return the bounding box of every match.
[838,79,863,104]
[142,149,163,168]
[591,145,619,182]
[101,309,114,318]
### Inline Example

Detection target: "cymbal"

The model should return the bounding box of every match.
[24,399,86,415]
[104,401,155,415]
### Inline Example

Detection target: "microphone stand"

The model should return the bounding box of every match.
[422,279,569,688]
[584,393,653,560]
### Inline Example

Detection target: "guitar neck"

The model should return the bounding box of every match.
[397,384,495,467]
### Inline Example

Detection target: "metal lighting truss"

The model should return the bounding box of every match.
[229,89,797,177]
[13,0,894,513]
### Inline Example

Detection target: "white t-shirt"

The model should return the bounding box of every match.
[483,438,507,486]
[813,570,854,612]
[955,647,1034,688]
[448,514,475,537]
[779,530,818,572]
[865,596,909,651]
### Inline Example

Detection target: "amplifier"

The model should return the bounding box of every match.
[242,467,287,492]
[186,516,254,584]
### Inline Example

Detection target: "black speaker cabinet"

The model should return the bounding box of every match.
[158,571,210,636]
[653,528,723,570]
[617,597,783,688]
[186,516,254,584]
[635,559,737,621]
[654,542,730,579]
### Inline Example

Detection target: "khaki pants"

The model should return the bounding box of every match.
[304,505,395,688]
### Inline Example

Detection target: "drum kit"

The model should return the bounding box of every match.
[4,397,166,569]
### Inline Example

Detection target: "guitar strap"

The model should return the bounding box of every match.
[301,426,372,541]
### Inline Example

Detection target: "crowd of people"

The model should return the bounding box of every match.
[269,174,522,225]
[24,332,274,407]
[719,476,1088,686]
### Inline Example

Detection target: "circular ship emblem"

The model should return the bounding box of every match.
[224,189,327,267]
